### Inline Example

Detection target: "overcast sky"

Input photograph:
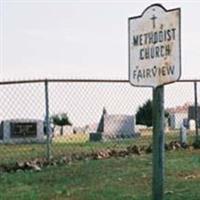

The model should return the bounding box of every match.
[1,0,200,80]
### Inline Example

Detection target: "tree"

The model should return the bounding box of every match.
[136,99,169,127]
[136,99,153,127]
[51,113,72,135]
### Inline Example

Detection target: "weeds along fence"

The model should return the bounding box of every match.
[0,79,199,165]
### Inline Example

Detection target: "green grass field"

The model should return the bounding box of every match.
[0,149,200,200]
[0,132,200,199]
[0,132,196,165]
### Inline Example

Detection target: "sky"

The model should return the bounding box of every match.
[0,0,200,126]
[1,0,200,80]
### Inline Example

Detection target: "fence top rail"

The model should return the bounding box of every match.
[0,78,200,85]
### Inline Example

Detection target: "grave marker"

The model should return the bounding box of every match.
[0,119,45,143]
[180,123,187,144]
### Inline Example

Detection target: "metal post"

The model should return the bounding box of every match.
[44,79,51,161]
[194,81,199,141]
[152,85,165,200]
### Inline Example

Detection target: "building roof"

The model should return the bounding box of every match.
[166,102,192,114]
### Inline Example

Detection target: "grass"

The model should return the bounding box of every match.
[0,149,200,200]
[0,132,197,165]
[53,133,89,143]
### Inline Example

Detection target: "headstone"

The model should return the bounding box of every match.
[0,122,3,140]
[164,118,169,132]
[96,108,137,141]
[189,119,196,131]
[0,119,45,143]
[103,114,136,140]
[183,118,189,129]
[169,113,188,129]
[180,124,187,144]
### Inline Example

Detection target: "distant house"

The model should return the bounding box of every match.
[167,103,191,129]
[92,108,136,141]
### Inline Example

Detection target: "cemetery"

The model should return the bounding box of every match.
[1,2,200,200]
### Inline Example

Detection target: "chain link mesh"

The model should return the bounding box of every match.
[0,80,199,165]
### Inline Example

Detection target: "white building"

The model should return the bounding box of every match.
[167,103,191,129]
[169,112,188,129]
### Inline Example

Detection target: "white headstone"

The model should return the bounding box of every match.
[189,119,196,131]
[180,123,187,144]
[164,118,169,132]
[103,115,135,139]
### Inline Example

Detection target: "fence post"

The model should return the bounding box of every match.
[194,81,199,141]
[152,85,165,200]
[44,79,51,161]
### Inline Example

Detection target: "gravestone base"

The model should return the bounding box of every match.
[89,132,102,142]
[0,138,46,144]
[102,131,140,141]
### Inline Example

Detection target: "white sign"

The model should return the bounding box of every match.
[128,4,181,88]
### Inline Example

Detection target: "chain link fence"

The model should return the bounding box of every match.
[0,79,199,166]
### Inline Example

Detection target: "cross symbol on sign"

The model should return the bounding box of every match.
[150,14,157,29]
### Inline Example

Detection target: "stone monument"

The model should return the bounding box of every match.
[0,119,45,144]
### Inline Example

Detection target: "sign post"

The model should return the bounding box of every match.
[128,4,181,200]
[152,85,164,200]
